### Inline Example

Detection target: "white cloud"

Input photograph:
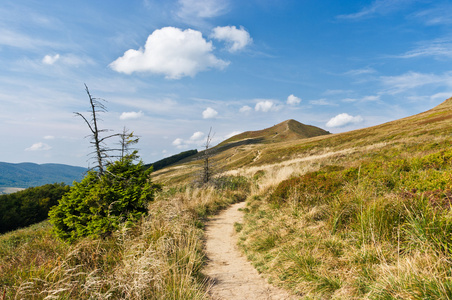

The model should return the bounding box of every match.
[342,98,358,103]
[326,113,364,128]
[362,95,380,101]
[42,53,93,66]
[177,0,229,19]
[202,107,218,119]
[25,142,52,151]
[119,110,144,120]
[309,98,336,106]
[255,100,275,112]
[0,28,59,50]
[173,130,209,149]
[411,4,452,26]
[239,105,252,113]
[110,27,229,79]
[190,131,205,141]
[42,54,60,65]
[345,68,377,76]
[323,89,354,95]
[211,26,252,52]
[380,71,452,94]
[337,0,415,20]
[430,92,452,102]
[172,138,184,146]
[287,94,301,105]
[399,39,452,59]
[44,135,55,140]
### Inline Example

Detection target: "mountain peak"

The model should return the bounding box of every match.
[220,119,330,146]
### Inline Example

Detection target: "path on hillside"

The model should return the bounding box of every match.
[204,202,298,300]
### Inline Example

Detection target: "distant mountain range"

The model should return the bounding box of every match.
[0,162,87,188]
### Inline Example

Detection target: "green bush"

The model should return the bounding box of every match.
[49,155,158,242]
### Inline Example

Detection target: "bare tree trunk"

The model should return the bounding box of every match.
[202,128,214,184]
[75,84,117,175]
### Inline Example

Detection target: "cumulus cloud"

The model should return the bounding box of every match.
[25,142,52,151]
[190,131,205,140]
[211,26,252,52]
[177,0,229,19]
[255,100,275,112]
[239,105,252,113]
[326,113,364,128]
[173,130,208,149]
[202,107,218,119]
[42,54,60,65]
[119,110,144,120]
[287,94,301,105]
[172,138,184,147]
[110,27,229,79]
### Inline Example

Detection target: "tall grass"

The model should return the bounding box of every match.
[238,144,452,299]
[1,178,247,299]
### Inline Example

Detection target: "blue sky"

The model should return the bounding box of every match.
[1,0,452,167]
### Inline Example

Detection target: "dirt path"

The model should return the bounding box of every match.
[204,202,298,300]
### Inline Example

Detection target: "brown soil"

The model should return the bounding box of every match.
[204,202,299,299]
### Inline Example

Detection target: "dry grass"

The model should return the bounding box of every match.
[1,185,243,299]
[3,97,452,299]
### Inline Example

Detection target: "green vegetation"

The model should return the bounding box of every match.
[0,183,69,234]
[239,142,452,298]
[2,97,452,299]
[146,149,198,171]
[49,155,158,242]
[0,177,249,299]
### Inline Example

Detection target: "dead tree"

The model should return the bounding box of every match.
[118,127,139,161]
[201,128,214,184]
[75,84,118,175]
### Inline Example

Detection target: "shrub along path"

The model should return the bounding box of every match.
[204,201,298,300]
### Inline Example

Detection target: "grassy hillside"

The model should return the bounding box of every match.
[2,97,452,299]
[0,162,87,188]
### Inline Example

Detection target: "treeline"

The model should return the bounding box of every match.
[147,149,198,171]
[0,183,69,234]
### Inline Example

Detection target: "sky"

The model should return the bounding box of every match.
[1,0,452,167]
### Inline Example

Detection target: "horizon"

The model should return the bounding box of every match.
[1,0,452,168]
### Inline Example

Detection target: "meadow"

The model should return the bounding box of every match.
[1,97,452,299]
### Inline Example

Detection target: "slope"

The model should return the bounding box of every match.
[219,119,330,146]
[153,97,452,185]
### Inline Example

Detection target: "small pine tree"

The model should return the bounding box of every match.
[49,154,157,242]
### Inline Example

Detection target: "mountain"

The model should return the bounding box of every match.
[164,120,330,169]
[153,98,452,184]
[219,119,330,146]
[152,120,332,183]
[0,162,87,188]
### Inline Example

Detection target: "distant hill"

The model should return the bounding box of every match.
[155,119,331,171]
[219,119,330,146]
[0,162,87,188]
[153,98,452,184]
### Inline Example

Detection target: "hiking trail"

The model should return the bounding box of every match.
[204,201,298,300]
